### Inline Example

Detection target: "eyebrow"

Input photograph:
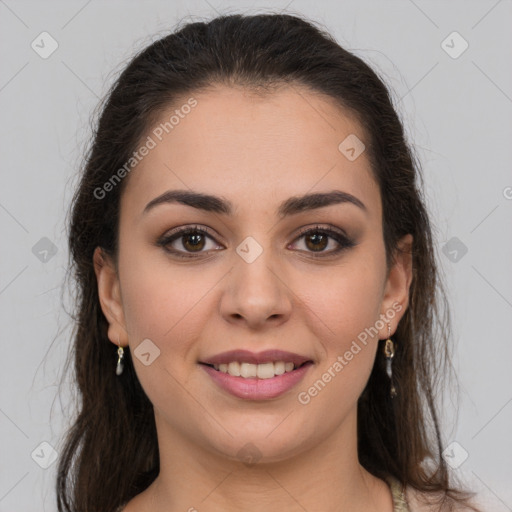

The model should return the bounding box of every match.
[142,189,367,218]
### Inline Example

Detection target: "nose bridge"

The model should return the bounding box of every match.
[221,233,292,326]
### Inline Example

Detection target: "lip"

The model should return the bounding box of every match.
[199,360,314,401]
[200,349,312,367]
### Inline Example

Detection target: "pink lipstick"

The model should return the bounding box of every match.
[199,349,313,400]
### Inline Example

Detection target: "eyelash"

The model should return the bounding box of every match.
[156,224,356,259]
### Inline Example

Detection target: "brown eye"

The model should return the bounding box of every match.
[181,231,206,252]
[304,232,329,252]
[290,225,356,257]
[157,226,224,258]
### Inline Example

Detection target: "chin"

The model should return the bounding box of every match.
[201,423,314,466]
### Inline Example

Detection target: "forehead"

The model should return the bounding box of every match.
[121,84,380,218]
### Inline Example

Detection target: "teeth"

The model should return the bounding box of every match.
[212,361,300,379]
[274,361,285,375]
[257,362,274,379]
[240,362,257,378]
[228,361,240,376]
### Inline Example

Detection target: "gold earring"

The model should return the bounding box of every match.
[383,324,397,398]
[116,336,124,376]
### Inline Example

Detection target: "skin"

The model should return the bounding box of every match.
[94,84,413,512]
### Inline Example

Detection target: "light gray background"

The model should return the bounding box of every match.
[0,1,511,511]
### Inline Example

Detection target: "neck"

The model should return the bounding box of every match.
[136,407,393,512]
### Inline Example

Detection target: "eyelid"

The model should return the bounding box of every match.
[293,223,350,242]
[160,224,218,241]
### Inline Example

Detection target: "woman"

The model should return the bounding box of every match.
[57,13,482,512]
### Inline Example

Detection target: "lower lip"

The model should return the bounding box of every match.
[200,363,313,400]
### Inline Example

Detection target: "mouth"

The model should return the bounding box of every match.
[199,360,312,379]
[198,349,314,400]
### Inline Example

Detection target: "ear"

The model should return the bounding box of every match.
[93,246,128,347]
[379,234,413,338]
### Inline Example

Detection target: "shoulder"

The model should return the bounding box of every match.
[383,474,481,512]
[114,489,149,512]
[404,485,482,512]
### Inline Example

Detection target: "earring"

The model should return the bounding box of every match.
[383,324,397,398]
[116,336,124,376]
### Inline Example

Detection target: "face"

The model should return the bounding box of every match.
[95,84,412,464]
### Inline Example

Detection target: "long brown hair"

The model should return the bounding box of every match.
[57,12,479,511]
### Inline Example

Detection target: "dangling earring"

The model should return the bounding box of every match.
[383,324,397,398]
[116,336,124,376]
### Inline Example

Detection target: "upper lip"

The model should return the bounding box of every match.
[200,349,313,367]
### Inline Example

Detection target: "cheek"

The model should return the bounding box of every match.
[303,255,386,343]
[297,283,381,422]
[118,238,207,338]
[296,254,385,401]
[118,260,209,411]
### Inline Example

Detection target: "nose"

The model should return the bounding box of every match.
[219,248,293,330]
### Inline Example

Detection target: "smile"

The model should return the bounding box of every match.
[206,361,307,379]
[199,348,314,400]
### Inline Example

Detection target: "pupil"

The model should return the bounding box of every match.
[184,232,205,251]
[306,232,327,251]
